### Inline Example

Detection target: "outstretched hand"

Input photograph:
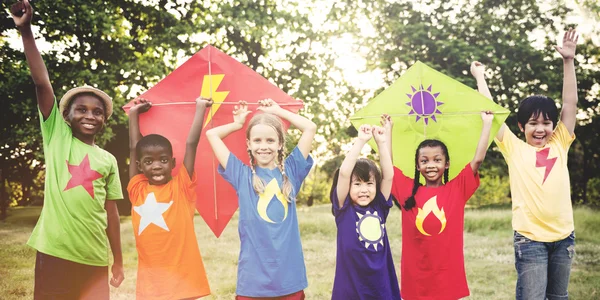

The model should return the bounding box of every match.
[11,0,33,28]
[470,61,485,79]
[357,124,373,142]
[130,98,152,114]
[233,100,252,126]
[372,125,387,144]
[481,110,494,124]
[555,28,578,60]
[196,96,213,108]
[256,98,282,114]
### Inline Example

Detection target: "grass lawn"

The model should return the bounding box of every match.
[1,205,599,299]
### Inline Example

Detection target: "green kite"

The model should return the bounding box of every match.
[350,61,509,181]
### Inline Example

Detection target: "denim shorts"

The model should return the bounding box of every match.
[34,251,109,300]
[514,231,575,300]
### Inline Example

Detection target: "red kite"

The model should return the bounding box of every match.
[123,46,303,237]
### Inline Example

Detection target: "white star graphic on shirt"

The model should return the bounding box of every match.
[133,192,173,235]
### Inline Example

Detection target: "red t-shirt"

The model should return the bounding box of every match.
[128,167,210,300]
[391,164,479,300]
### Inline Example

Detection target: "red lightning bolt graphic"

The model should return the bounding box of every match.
[536,148,556,184]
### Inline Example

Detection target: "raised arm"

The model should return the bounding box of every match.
[257,99,317,159]
[471,61,506,142]
[205,101,251,169]
[555,28,579,135]
[183,97,213,177]
[128,99,152,179]
[373,126,393,199]
[12,0,54,119]
[336,125,373,206]
[470,111,494,174]
[380,114,393,164]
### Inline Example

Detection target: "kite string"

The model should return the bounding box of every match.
[348,111,508,120]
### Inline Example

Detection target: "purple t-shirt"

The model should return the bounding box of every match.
[331,188,401,300]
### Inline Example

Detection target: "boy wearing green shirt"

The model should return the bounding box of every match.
[12,1,124,298]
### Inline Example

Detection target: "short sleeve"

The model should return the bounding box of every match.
[218,153,251,190]
[284,146,314,194]
[551,122,575,150]
[174,166,197,204]
[448,163,480,204]
[39,99,68,145]
[391,166,414,205]
[494,125,519,157]
[331,187,351,217]
[105,154,124,200]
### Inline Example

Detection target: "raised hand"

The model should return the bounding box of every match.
[11,0,33,28]
[130,98,152,114]
[555,28,578,60]
[372,125,387,144]
[357,124,373,142]
[380,114,393,132]
[481,110,494,124]
[196,96,213,108]
[470,61,486,80]
[233,100,252,126]
[256,98,282,114]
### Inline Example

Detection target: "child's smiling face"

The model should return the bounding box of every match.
[64,94,106,144]
[519,114,554,148]
[417,146,449,187]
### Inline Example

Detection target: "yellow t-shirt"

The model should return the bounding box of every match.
[495,122,575,242]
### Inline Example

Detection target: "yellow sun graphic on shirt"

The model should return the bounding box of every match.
[356,210,385,251]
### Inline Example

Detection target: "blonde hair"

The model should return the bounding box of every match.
[246,113,294,202]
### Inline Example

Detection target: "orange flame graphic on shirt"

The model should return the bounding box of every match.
[415,196,447,236]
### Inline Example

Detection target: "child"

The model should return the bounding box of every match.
[471,28,579,300]
[330,124,401,299]
[127,97,212,299]
[12,0,124,298]
[390,111,494,299]
[206,99,316,299]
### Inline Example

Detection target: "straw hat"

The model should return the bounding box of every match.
[59,86,113,119]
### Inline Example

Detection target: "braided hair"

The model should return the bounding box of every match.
[246,113,295,202]
[403,139,450,211]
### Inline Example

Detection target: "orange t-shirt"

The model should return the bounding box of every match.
[128,167,210,299]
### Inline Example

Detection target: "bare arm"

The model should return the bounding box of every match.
[555,28,579,135]
[12,0,54,119]
[380,114,393,164]
[471,61,506,142]
[470,112,494,174]
[373,126,393,199]
[105,200,124,288]
[257,99,317,159]
[128,100,151,179]
[205,101,250,169]
[183,98,212,177]
[337,125,372,206]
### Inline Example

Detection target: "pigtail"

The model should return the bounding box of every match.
[278,148,294,202]
[403,168,421,211]
[443,169,449,184]
[248,149,267,195]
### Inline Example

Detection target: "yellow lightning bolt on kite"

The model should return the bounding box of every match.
[201,74,230,127]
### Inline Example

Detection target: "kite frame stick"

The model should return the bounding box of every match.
[207,46,219,221]
[348,110,509,120]
[150,101,304,107]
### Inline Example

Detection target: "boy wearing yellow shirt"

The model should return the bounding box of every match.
[471,28,579,300]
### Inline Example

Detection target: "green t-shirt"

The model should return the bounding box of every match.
[27,101,123,266]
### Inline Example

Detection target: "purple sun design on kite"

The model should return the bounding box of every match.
[406,84,443,124]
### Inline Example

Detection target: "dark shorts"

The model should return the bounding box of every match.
[34,251,109,300]
[236,290,305,300]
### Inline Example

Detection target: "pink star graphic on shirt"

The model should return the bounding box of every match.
[64,154,103,198]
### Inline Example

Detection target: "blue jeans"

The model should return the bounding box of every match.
[514,231,575,300]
